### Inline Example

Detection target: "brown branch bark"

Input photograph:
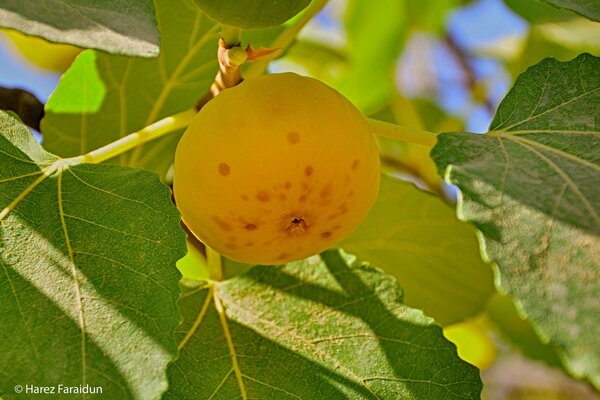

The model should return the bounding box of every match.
[0,86,44,131]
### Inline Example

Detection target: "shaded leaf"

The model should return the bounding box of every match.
[0,0,159,57]
[193,0,311,29]
[165,250,482,399]
[41,0,219,178]
[431,54,600,388]
[0,111,186,399]
[341,175,494,326]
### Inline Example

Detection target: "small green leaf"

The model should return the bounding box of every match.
[41,0,219,178]
[0,0,159,56]
[0,112,186,399]
[166,250,482,399]
[541,0,600,22]
[431,54,600,388]
[341,175,494,325]
[192,0,311,29]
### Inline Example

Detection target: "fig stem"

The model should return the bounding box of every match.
[367,118,437,148]
[244,0,330,79]
[206,246,224,281]
[220,25,241,47]
[77,108,197,165]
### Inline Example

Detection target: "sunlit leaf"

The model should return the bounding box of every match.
[165,250,482,399]
[432,54,600,388]
[41,0,219,178]
[0,112,186,399]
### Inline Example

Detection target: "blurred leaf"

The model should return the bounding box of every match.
[339,0,407,112]
[0,0,159,57]
[41,0,219,179]
[0,112,185,399]
[341,175,494,326]
[507,18,600,76]
[503,0,577,23]
[432,54,600,388]
[541,0,600,22]
[192,0,311,29]
[337,0,462,113]
[372,96,463,189]
[177,239,209,281]
[166,250,482,399]
[487,294,563,368]
[443,317,497,371]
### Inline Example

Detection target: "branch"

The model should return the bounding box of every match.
[443,33,495,114]
[0,86,44,131]
[195,38,247,110]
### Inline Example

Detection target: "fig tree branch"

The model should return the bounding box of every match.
[0,86,44,131]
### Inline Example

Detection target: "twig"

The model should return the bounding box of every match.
[444,33,495,114]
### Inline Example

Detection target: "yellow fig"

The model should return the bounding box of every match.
[174,73,380,265]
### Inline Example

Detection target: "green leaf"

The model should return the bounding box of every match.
[503,0,577,23]
[541,0,600,22]
[0,0,159,57]
[341,175,494,326]
[431,54,600,388]
[41,0,219,178]
[193,0,311,29]
[165,250,482,400]
[0,111,186,399]
[507,19,600,77]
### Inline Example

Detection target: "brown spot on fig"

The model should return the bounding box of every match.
[212,216,232,231]
[298,194,307,203]
[218,163,230,176]
[245,241,254,247]
[332,225,341,230]
[287,131,300,145]
[256,190,270,202]
[321,231,332,238]
[284,181,292,190]
[320,183,333,198]
[352,159,360,170]
[304,166,313,176]
[279,193,287,201]
[276,253,289,261]
[244,223,257,231]
[347,191,355,198]
[225,243,238,250]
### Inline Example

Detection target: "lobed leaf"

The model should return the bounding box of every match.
[0,112,186,399]
[165,250,482,400]
[341,175,494,326]
[0,0,159,57]
[432,53,600,388]
[41,0,219,178]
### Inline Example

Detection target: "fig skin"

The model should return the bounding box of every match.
[174,72,380,265]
